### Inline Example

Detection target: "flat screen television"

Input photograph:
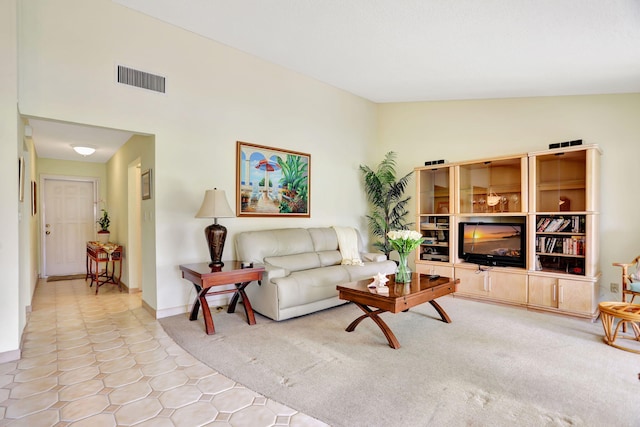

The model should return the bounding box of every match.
[458,222,526,268]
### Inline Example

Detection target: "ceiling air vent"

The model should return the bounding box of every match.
[117,65,165,93]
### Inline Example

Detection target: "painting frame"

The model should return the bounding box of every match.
[18,156,25,202]
[31,181,37,216]
[236,141,310,217]
[141,169,152,200]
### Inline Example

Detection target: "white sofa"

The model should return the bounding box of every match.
[235,227,396,321]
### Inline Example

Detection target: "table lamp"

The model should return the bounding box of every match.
[195,188,235,267]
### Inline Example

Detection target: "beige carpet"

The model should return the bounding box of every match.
[159,297,640,427]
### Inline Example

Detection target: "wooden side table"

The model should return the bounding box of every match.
[179,261,265,335]
[86,242,123,294]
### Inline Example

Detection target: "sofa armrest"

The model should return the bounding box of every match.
[265,264,290,281]
[361,252,388,263]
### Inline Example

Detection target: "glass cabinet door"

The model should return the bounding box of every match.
[533,150,587,212]
[417,167,451,215]
[458,157,524,214]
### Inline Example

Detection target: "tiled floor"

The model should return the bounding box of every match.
[0,279,327,427]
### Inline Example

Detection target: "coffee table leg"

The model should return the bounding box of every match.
[429,300,452,323]
[347,303,401,349]
[228,282,256,325]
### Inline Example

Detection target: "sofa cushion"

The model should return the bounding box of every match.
[362,252,388,263]
[317,250,342,267]
[235,228,314,264]
[343,260,397,282]
[264,253,321,272]
[308,227,340,251]
[273,266,350,309]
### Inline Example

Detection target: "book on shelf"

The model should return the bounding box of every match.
[557,219,572,232]
[537,236,585,255]
[537,215,584,233]
[537,217,552,231]
[545,218,564,232]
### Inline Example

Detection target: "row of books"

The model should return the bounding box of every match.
[536,236,585,255]
[536,216,584,233]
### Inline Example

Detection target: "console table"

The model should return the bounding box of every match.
[86,241,123,294]
[179,261,265,335]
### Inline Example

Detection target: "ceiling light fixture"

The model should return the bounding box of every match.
[72,145,96,156]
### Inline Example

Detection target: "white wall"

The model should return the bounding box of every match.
[0,0,21,359]
[18,0,377,317]
[378,94,640,301]
[106,134,154,297]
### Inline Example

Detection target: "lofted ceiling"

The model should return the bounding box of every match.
[114,0,640,103]
[28,0,640,162]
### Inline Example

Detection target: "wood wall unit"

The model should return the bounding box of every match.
[455,264,528,304]
[528,274,599,316]
[414,144,601,320]
[415,164,455,278]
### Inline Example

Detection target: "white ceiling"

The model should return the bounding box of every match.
[27,119,134,163]
[115,0,640,102]
[29,0,640,162]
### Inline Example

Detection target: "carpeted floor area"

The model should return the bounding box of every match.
[160,296,640,427]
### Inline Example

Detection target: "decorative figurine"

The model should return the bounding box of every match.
[368,272,389,294]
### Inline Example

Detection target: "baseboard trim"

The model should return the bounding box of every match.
[0,348,21,363]
[141,299,157,319]
[153,294,232,319]
[156,305,190,319]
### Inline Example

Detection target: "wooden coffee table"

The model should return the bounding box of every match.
[337,274,459,349]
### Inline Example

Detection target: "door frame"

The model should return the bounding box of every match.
[40,174,99,278]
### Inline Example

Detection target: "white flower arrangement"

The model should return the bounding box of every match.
[387,230,424,254]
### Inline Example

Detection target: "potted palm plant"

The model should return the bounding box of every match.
[97,209,110,243]
[359,151,413,259]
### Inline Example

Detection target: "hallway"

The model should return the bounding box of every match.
[0,279,326,426]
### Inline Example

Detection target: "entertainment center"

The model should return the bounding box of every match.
[415,144,601,319]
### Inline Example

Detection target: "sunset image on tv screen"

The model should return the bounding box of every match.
[463,224,522,256]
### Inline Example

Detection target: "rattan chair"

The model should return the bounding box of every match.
[613,256,640,304]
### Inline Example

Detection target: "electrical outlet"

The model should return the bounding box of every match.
[610,282,619,293]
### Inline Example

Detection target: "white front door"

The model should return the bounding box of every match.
[43,178,95,276]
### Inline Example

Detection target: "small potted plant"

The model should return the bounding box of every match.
[97,209,110,243]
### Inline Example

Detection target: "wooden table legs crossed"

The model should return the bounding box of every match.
[179,262,264,335]
[338,274,459,349]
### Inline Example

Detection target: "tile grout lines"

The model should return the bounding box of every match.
[0,279,327,427]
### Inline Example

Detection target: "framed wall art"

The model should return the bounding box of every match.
[18,156,25,202]
[236,141,310,217]
[31,181,37,216]
[141,169,152,200]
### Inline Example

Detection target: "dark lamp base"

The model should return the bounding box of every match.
[204,223,227,268]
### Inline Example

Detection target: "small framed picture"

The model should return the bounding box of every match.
[18,157,25,202]
[31,181,37,216]
[141,169,152,200]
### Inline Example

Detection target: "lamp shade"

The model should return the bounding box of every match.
[195,189,234,219]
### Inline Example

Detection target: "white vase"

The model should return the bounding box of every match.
[97,232,110,243]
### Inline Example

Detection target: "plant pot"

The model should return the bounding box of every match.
[97,231,110,243]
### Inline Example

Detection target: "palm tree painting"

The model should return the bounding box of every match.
[237,141,310,217]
